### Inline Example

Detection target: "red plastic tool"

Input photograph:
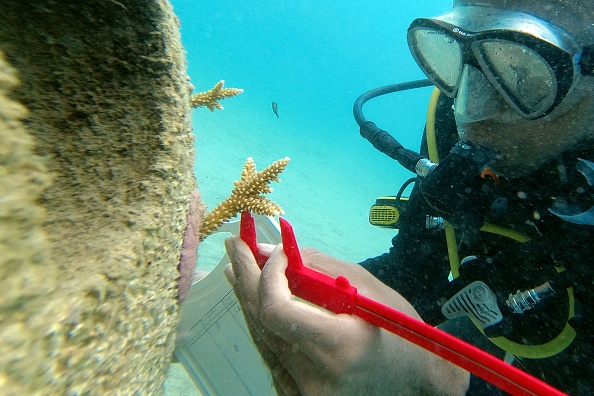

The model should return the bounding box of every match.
[238,211,566,396]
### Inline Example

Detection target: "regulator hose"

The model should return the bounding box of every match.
[353,79,433,173]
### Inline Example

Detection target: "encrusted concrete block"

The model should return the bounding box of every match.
[0,1,196,394]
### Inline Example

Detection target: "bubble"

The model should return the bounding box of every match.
[533,211,541,220]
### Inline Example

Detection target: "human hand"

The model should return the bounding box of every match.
[224,236,469,396]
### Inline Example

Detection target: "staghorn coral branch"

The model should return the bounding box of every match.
[190,80,243,111]
[199,157,290,240]
[241,157,257,180]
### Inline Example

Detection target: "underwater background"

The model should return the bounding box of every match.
[176,0,453,262]
[167,0,452,393]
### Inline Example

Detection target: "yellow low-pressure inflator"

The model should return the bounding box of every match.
[369,196,408,228]
[369,177,416,228]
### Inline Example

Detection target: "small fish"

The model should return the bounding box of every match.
[272,101,279,119]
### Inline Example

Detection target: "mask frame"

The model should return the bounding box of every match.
[407,6,592,120]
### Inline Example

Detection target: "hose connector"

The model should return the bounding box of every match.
[506,282,555,314]
[415,158,438,177]
[426,216,446,230]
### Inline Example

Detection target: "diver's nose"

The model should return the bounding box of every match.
[454,65,507,123]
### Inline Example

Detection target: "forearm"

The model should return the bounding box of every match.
[423,351,470,395]
[329,299,469,396]
[334,331,469,396]
[370,330,469,396]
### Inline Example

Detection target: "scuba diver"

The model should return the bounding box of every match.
[225,0,594,394]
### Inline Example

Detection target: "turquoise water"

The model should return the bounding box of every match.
[172,0,452,262]
[166,2,452,394]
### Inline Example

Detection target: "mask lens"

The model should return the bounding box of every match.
[411,29,463,96]
[477,41,557,117]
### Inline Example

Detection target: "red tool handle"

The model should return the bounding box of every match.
[238,212,566,396]
[279,217,359,314]
[353,294,564,396]
[239,211,270,267]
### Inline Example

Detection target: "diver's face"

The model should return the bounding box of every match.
[452,0,594,178]
[455,70,594,178]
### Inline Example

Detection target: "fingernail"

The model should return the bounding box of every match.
[224,264,235,285]
[224,237,236,259]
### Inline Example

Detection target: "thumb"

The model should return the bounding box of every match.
[224,264,236,285]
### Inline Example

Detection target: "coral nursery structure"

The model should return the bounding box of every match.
[0,1,195,394]
[199,157,290,239]
[190,80,243,111]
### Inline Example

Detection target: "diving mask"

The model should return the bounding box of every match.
[407,6,594,120]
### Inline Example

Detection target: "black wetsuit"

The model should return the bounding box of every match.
[360,96,594,395]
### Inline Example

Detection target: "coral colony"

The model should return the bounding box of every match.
[190,80,243,111]
[199,157,290,240]
[189,80,289,239]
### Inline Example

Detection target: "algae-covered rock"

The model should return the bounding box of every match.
[0,1,196,394]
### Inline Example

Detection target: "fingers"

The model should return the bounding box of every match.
[258,329,317,394]
[224,237,261,303]
[300,248,419,314]
[242,316,303,396]
[259,244,293,303]
[302,247,367,282]
[225,237,310,394]
[224,241,275,287]
[223,265,236,285]
[259,244,369,359]
[257,242,276,257]
[227,237,376,386]
[225,236,272,356]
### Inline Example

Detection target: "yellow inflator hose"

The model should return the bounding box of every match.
[425,88,461,278]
